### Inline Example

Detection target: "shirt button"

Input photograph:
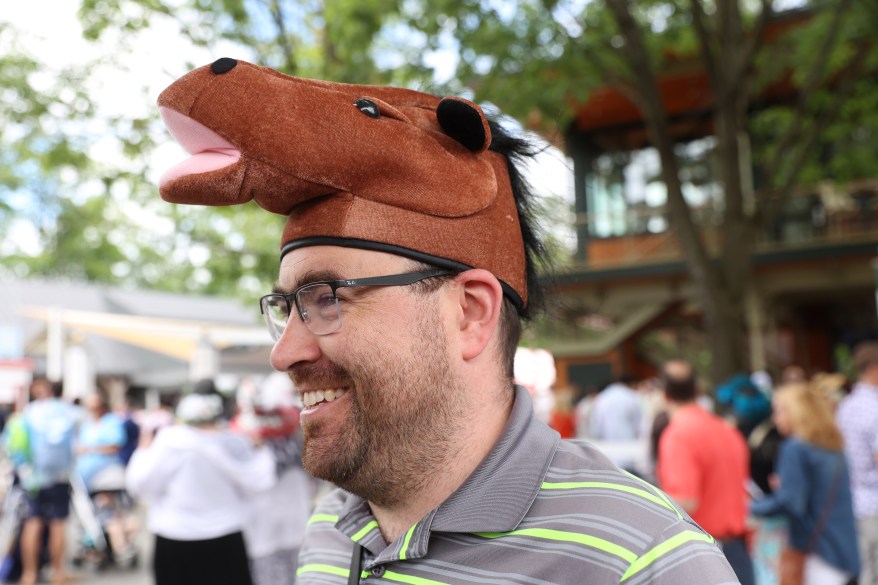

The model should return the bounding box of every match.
[371,566,385,578]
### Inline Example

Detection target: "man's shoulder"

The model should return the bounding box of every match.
[519,439,737,583]
[838,387,878,422]
[542,439,692,529]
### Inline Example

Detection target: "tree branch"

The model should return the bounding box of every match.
[761,0,853,184]
[733,0,773,87]
[604,0,716,293]
[689,0,721,90]
[265,0,296,74]
[771,41,869,198]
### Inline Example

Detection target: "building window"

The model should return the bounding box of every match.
[584,137,721,238]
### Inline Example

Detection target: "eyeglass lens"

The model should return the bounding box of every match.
[262,283,341,341]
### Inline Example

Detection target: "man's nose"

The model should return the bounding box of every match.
[269,315,322,371]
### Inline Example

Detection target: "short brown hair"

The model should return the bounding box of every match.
[408,262,520,382]
[853,341,878,374]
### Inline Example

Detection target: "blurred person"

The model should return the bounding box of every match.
[137,392,176,441]
[588,376,644,471]
[573,384,597,439]
[233,372,316,585]
[548,386,576,439]
[658,360,755,585]
[154,60,739,583]
[837,341,878,585]
[780,365,807,385]
[811,372,847,411]
[18,378,78,585]
[716,373,772,438]
[126,393,275,585]
[75,393,125,490]
[75,393,135,564]
[746,377,787,585]
[117,397,141,467]
[752,384,859,585]
[588,376,642,441]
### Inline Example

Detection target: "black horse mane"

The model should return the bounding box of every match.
[487,118,550,320]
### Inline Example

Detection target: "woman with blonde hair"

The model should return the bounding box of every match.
[751,384,860,585]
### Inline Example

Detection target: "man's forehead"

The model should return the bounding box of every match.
[277,246,412,289]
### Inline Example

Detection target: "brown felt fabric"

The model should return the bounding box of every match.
[157,59,527,305]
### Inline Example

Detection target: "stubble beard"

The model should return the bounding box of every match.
[298,309,466,508]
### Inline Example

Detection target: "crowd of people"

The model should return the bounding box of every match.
[0,373,317,585]
[545,341,878,585]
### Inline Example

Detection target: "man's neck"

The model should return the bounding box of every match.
[368,388,514,544]
[665,399,696,418]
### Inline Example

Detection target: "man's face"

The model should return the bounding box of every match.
[269,246,467,506]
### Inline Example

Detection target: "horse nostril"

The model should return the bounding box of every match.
[211,58,238,74]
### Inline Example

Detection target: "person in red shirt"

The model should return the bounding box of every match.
[658,360,755,585]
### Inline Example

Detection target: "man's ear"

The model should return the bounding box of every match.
[451,269,504,361]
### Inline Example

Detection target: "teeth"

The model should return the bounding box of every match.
[302,388,347,408]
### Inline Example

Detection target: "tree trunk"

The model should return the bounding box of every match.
[607,0,752,385]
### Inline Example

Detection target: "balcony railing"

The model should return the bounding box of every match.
[572,179,878,269]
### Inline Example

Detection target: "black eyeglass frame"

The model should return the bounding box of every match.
[259,268,456,338]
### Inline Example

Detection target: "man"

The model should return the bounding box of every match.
[837,341,878,585]
[155,58,738,584]
[19,378,78,585]
[657,360,754,585]
[588,376,643,442]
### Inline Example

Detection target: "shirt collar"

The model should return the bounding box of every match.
[430,385,559,533]
[334,386,559,560]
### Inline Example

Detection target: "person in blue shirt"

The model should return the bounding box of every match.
[18,378,78,585]
[75,393,125,491]
[751,383,860,585]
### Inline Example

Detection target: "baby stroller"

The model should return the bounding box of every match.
[70,466,140,571]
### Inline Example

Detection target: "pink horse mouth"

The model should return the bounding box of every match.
[158,106,241,187]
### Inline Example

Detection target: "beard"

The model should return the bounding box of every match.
[293,307,466,507]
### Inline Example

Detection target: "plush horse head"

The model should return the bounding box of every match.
[157,58,528,307]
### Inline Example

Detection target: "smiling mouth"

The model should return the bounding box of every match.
[301,388,348,408]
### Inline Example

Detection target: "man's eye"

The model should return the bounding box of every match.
[315,293,337,308]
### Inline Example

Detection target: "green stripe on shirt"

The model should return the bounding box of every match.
[621,530,716,581]
[475,527,638,563]
[307,513,339,525]
[399,523,418,561]
[352,520,379,542]
[541,481,680,516]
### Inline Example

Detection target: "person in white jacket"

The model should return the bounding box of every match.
[126,393,275,585]
[236,372,318,585]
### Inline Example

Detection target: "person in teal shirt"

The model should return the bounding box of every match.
[75,393,125,491]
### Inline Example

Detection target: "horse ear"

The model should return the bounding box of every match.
[436,97,491,153]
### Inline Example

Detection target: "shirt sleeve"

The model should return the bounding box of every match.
[750,439,807,518]
[623,522,740,584]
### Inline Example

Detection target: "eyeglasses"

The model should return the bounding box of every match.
[259,268,454,341]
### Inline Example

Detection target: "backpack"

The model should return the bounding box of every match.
[23,400,76,482]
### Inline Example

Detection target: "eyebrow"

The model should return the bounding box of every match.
[272,269,345,294]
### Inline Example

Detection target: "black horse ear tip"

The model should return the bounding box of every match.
[211,58,238,74]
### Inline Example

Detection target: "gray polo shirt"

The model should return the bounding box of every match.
[297,387,739,584]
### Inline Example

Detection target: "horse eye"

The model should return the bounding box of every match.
[354,98,380,119]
